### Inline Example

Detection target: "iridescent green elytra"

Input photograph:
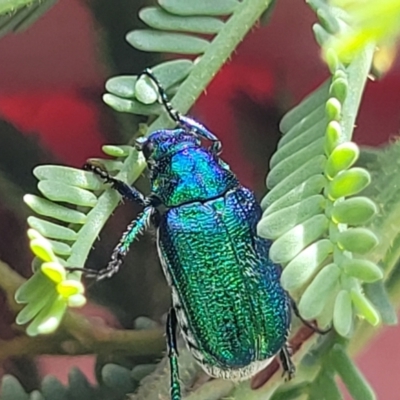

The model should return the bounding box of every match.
[80,70,295,399]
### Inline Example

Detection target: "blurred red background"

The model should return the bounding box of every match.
[0,0,399,398]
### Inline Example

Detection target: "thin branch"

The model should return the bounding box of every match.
[0,260,164,361]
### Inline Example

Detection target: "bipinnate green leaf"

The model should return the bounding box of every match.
[27,217,78,241]
[41,376,68,400]
[127,30,209,54]
[30,390,45,400]
[16,284,56,325]
[364,282,398,325]
[15,269,53,304]
[278,116,327,150]
[0,0,59,40]
[38,181,98,207]
[27,296,67,336]
[267,138,325,187]
[67,368,93,400]
[24,195,87,224]
[106,60,193,100]
[16,230,86,335]
[271,123,326,168]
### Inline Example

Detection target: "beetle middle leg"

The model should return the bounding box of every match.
[67,162,159,280]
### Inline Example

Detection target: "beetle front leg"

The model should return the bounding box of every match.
[84,161,148,206]
[167,307,181,400]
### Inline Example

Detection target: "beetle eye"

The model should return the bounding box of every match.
[142,141,155,160]
[135,138,154,159]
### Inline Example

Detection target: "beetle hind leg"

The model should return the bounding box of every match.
[290,298,331,335]
[279,344,295,381]
[167,307,182,400]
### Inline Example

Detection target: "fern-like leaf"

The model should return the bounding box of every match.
[15,146,145,335]
[258,0,381,338]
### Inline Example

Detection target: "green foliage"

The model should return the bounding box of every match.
[1,0,400,399]
[0,0,58,38]
[15,230,86,336]
[258,0,383,338]
[0,364,139,400]
[15,145,144,334]
[326,0,400,62]
[15,0,274,336]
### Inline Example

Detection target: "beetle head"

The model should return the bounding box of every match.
[135,129,201,165]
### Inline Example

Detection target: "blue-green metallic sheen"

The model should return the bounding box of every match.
[146,128,291,380]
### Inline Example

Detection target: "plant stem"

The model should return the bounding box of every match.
[0,260,165,360]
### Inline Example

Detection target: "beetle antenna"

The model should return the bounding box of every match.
[139,69,222,154]
[140,69,182,124]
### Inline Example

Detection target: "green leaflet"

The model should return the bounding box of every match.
[281,239,333,291]
[333,290,353,337]
[258,0,382,340]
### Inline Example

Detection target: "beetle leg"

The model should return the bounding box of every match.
[96,206,156,280]
[290,298,331,335]
[167,307,181,400]
[279,344,295,381]
[84,161,148,206]
[67,206,156,280]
